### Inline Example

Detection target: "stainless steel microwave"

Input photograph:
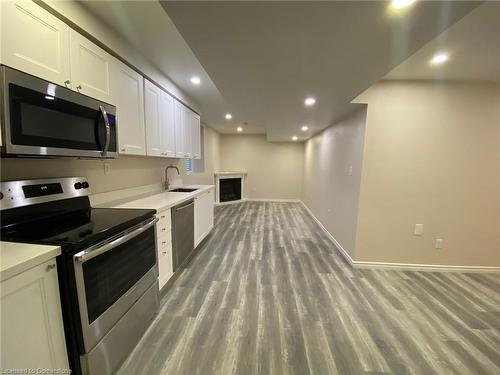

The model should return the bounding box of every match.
[1,65,117,158]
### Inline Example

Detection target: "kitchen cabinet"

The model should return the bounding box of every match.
[160,91,176,157]
[1,259,69,370]
[194,187,215,247]
[0,0,71,87]
[156,210,173,289]
[192,113,202,159]
[70,30,113,103]
[174,99,185,158]
[183,105,193,159]
[144,79,163,156]
[111,59,146,155]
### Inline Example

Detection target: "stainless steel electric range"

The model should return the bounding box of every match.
[0,177,159,375]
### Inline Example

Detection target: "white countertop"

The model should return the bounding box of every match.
[104,185,215,212]
[0,242,61,282]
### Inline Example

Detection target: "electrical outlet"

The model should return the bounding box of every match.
[348,165,353,176]
[435,239,443,249]
[414,224,424,236]
[104,163,111,175]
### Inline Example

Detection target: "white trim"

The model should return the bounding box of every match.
[215,198,301,207]
[245,198,301,203]
[300,201,500,274]
[300,201,355,265]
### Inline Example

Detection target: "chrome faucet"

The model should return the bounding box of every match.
[165,165,180,190]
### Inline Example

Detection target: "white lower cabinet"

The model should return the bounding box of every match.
[156,209,173,289]
[1,259,69,370]
[194,188,215,247]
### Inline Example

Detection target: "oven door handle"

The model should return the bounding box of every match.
[74,217,158,263]
[99,105,111,156]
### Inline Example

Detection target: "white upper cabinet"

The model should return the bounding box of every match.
[69,30,113,103]
[183,105,193,159]
[111,59,146,156]
[174,99,185,158]
[1,1,71,87]
[192,113,201,159]
[160,91,176,157]
[144,79,162,156]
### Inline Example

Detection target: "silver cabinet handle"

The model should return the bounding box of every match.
[46,264,56,271]
[64,80,71,88]
[76,85,82,92]
[99,105,111,156]
[121,148,126,152]
[162,251,167,255]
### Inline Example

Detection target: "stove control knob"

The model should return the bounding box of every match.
[82,181,89,189]
[74,182,82,190]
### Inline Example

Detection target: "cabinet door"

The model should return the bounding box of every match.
[1,259,69,370]
[193,113,201,159]
[174,99,185,158]
[1,1,71,86]
[160,91,176,157]
[194,188,214,246]
[144,79,162,156]
[183,106,193,159]
[70,30,113,103]
[111,59,146,155]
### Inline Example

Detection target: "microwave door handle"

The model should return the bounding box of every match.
[99,105,111,156]
[74,217,158,263]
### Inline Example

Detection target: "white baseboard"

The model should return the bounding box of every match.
[299,201,500,273]
[245,198,301,203]
[215,198,301,207]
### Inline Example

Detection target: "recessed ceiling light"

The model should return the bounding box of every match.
[391,0,416,9]
[301,125,309,132]
[225,113,232,120]
[430,53,449,65]
[304,97,316,106]
[292,136,298,141]
[190,76,201,85]
[237,126,243,132]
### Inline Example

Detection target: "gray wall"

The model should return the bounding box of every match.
[302,108,367,256]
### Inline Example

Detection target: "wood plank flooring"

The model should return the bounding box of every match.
[117,201,500,375]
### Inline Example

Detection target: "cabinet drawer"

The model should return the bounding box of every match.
[158,230,172,249]
[156,210,171,227]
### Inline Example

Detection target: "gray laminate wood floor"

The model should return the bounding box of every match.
[117,201,500,375]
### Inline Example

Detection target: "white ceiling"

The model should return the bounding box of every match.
[80,1,230,126]
[82,1,482,141]
[385,2,500,82]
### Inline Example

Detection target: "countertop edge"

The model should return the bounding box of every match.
[1,242,61,282]
[106,185,215,212]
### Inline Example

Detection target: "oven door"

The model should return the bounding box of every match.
[1,65,117,158]
[73,217,158,352]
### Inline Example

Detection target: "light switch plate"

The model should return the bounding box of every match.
[435,239,443,249]
[414,224,424,236]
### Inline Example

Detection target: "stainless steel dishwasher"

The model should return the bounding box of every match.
[172,199,195,271]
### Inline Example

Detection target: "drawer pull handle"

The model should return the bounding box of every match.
[162,251,167,255]
[162,228,166,231]
[46,264,56,271]
[162,241,166,244]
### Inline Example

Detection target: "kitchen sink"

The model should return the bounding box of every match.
[169,188,198,193]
